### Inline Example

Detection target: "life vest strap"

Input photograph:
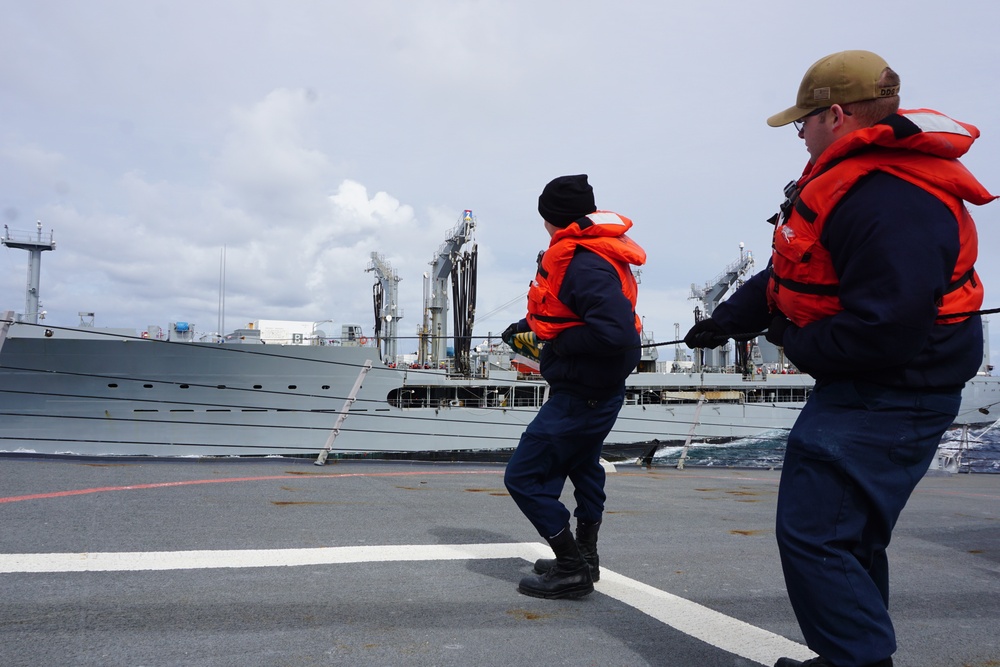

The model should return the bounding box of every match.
[793,197,818,224]
[944,267,977,295]
[531,313,583,325]
[771,273,839,296]
[936,268,978,310]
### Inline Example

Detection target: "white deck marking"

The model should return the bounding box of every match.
[0,542,812,665]
[0,543,545,572]
[597,569,814,664]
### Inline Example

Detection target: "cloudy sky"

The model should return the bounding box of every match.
[3,1,999,367]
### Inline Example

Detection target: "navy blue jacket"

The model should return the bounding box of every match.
[517,248,640,398]
[713,172,983,389]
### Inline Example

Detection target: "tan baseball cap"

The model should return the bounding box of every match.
[767,50,899,127]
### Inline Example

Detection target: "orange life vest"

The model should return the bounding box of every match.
[527,211,646,340]
[767,109,996,327]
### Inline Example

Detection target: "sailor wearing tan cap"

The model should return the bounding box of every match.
[684,50,996,667]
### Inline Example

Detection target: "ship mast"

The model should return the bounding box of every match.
[2,221,56,324]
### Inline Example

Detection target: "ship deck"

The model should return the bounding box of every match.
[1,457,997,666]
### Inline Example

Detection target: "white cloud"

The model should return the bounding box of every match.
[327,180,417,234]
[385,2,524,92]
[2,143,67,177]
[212,88,332,226]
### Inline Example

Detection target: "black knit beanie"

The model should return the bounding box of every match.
[537,174,596,227]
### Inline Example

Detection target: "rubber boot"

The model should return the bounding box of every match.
[518,526,594,599]
[533,520,600,582]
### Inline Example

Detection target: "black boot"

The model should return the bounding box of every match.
[518,526,594,599]
[774,658,891,667]
[533,520,601,581]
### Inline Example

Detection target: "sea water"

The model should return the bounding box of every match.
[648,421,1000,474]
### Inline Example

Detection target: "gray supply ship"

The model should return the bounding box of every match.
[2,216,998,463]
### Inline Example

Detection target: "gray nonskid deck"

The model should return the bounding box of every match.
[0,458,997,667]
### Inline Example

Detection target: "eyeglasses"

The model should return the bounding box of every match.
[792,107,829,133]
[792,106,853,132]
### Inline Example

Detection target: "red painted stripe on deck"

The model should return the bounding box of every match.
[0,469,504,504]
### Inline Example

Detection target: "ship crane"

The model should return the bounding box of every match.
[421,210,477,366]
[688,243,754,371]
[367,252,403,365]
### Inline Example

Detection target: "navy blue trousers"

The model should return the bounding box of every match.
[776,379,961,667]
[504,390,623,538]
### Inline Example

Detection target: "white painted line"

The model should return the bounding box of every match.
[0,542,810,665]
[0,542,550,572]
[596,569,814,665]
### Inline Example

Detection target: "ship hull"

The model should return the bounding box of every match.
[2,321,998,460]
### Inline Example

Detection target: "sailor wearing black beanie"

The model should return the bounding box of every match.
[537,174,597,227]
[504,173,646,601]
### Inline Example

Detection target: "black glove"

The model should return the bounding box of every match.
[501,322,519,346]
[684,319,729,349]
[765,314,791,347]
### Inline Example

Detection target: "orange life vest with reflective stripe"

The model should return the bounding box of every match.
[767,109,995,327]
[527,211,646,340]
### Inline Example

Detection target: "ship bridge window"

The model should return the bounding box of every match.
[510,386,542,408]
[387,385,540,409]
[626,390,665,405]
[639,390,662,405]
[744,387,811,404]
[389,387,429,408]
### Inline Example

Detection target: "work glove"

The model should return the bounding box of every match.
[510,331,544,362]
[684,319,729,349]
[765,314,792,347]
[501,322,520,347]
